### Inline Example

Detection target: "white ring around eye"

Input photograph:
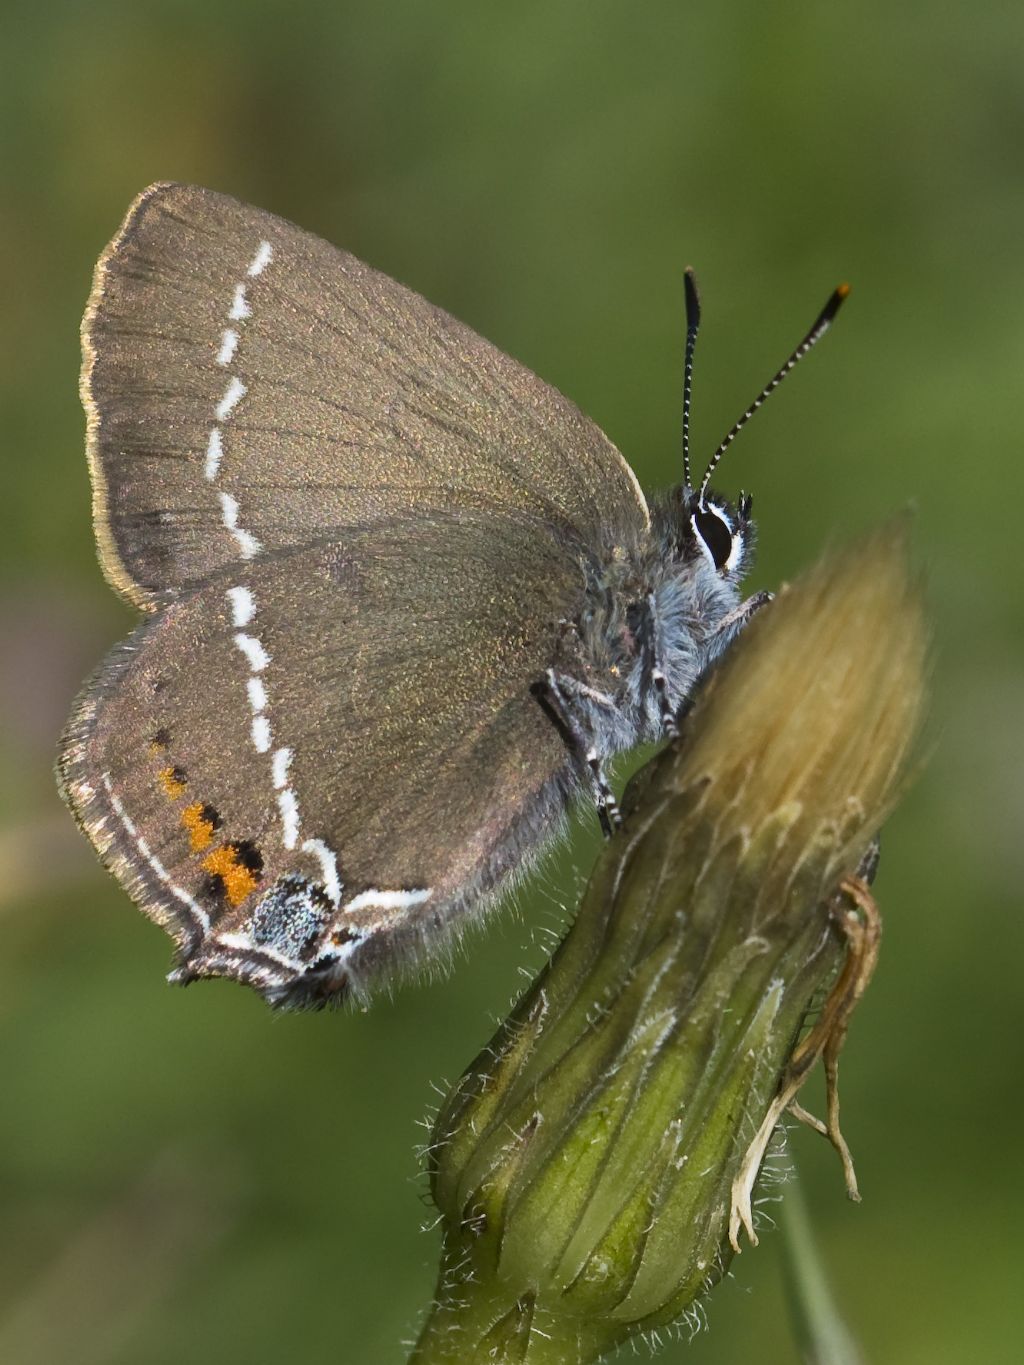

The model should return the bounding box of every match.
[692,498,743,574]
[715,500,745,575]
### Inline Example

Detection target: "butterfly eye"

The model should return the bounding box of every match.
[692,506,734,570]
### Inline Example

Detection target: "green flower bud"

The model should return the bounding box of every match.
[410,528,926,1365]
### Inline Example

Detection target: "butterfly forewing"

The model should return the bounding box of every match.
[84,183,649,610]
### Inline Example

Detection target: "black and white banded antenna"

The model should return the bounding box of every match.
[696,281,851,509]
[681,267,701,491]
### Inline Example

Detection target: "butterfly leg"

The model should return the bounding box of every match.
[855,834,881,887]
[534,670,623,836]
[705,589,774,663]
[644,592,680,739]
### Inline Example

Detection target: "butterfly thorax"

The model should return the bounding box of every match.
[553,485,753,763]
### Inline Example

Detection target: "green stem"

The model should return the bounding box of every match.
[780,1167,864,1365]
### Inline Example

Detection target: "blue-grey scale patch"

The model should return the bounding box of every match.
[248,874,333,962]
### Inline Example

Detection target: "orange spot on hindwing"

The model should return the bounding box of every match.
[202,841,263,907]
[158,765,187,799]
[150,747,254,898]
[181,801,219,852]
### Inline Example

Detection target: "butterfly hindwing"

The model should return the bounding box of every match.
[83,182,649,610]
[59,510,585,1003]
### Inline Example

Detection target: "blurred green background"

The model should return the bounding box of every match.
[2,2,1021,1361]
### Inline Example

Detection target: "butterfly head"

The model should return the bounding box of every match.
[650,483,754,586]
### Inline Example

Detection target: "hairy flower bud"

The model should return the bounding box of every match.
[411,528,927,1365]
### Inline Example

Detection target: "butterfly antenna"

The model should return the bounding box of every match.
[682,267,701,490]
[697,282,851,508]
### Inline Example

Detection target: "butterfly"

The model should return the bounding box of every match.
[58,184,846,1008]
